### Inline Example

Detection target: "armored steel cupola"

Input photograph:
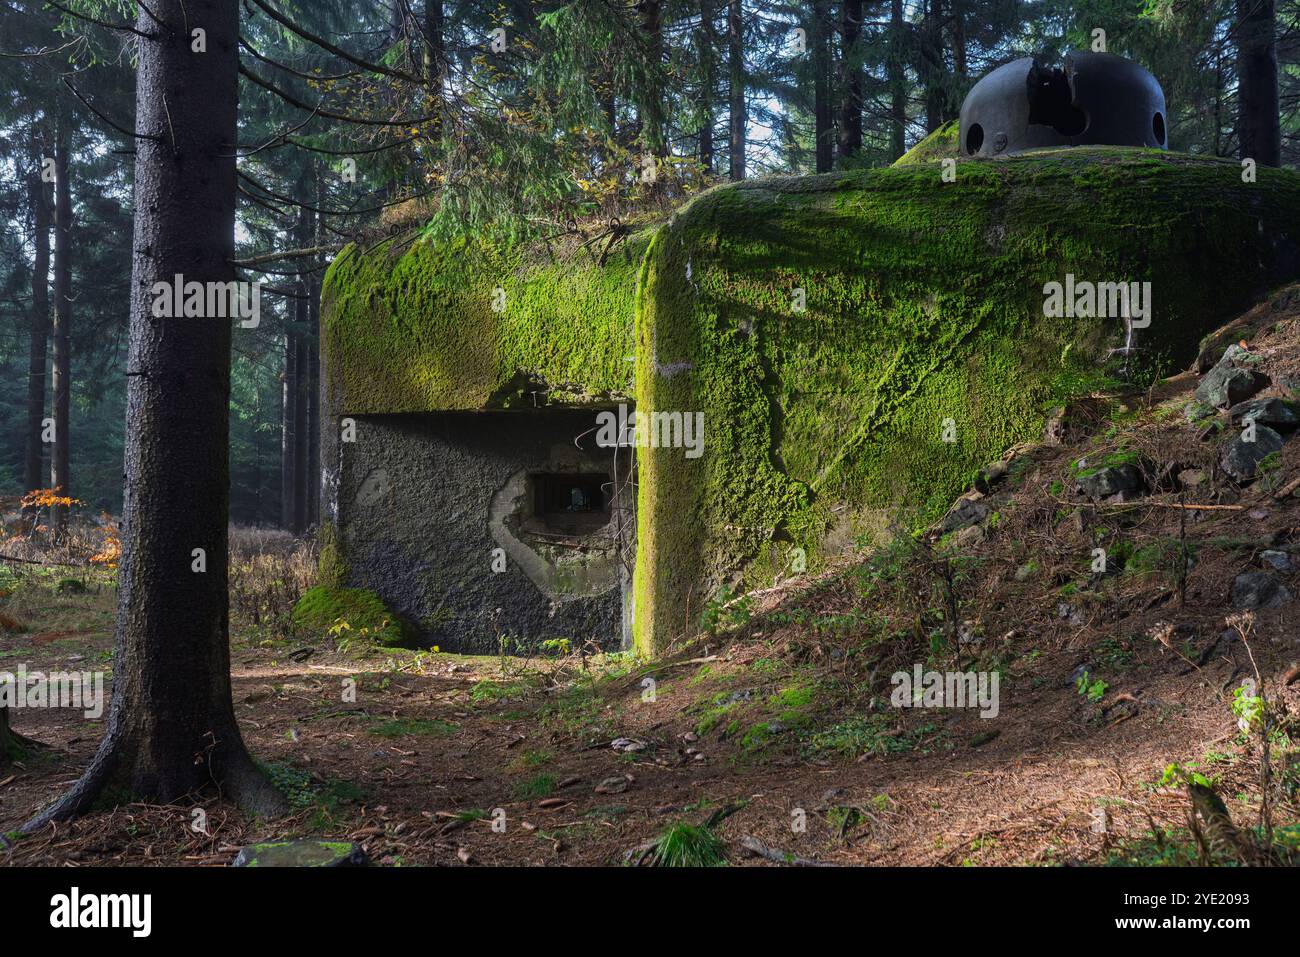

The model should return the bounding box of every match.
[959,51,1167,157]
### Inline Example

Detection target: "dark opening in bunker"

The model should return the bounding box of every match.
[1026,62,1088,136]
[528,472,612,536]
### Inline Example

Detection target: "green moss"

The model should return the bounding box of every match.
[892,120,959,167]
[317,520,347,591]
[634,149,1300,652]
[322,228,653,413]
[292,584,417,648]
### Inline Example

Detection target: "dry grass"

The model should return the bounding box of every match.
[228,526,316,642]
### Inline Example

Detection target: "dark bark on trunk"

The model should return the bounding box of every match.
[639,0,667,161]
[951,4,966,76]
[50,120,72,535]
[305,334,319,528]
[1,705,15,768]
[698,0,716,174]
[1237,0,1281,167]
[947,3,965,123]
[919,0,946,133]
[306,173,323,528]
[424,0,444,143]
[812,1,833,172]
[838,0,863,159]
[24,139,52,501]
[281,329,299,531]
[889,0,906,160]
[291,189,312,533]
[728,0,745,180]
[424,0,443,88]
[23,0,285,831]
[1,705,41,769]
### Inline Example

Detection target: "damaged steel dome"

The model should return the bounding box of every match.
[959,51,1166,157]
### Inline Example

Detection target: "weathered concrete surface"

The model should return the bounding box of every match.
[337,410,631,654]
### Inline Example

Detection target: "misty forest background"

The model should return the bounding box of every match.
[1,0,1298,531]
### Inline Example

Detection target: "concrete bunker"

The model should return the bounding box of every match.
[322,120,1300,657]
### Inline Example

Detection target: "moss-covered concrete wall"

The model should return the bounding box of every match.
[322,230,651,414]
[633,149,1300,652]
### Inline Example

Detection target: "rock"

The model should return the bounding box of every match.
[232,840,369,868]
[975,461,1008,493]
[1070,662,1096,687]
[610,737,647,752]
[1227,397,1300,430]
[1232,572,1293,610]
[595,774,633,794]
[1184,401,1217,423]
[1058,603,1086,626]
[1195,347,1270,409]
[1075,464,1143,501]
[1043,406,1068,444]
[1220,426,1285,482]
[942,496,989,532]
[1260,549,1292,573]
[1197,366,1271,409]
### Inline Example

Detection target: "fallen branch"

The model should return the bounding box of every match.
[0,553,86,567]
[1274,476,1300,500]
[739,835,835,867]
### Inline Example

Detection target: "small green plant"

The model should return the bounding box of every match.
[1158,762,1214,789]
[1076,674,1108,702]
[513,774,557,799]
[644,822,727,867]
[539,637,572,656]
[1231,683,1265,734]
[699,585,752,634]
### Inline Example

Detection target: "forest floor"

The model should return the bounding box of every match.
[4,289,1300,867]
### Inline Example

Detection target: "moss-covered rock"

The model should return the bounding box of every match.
[633,148,1300,651]
[232,840,369,867]
[292,584,416,648]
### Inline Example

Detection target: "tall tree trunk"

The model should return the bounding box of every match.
[281,329,299,531]
[1,706,12,768]
[23,0,285,831]
[1,704,40,770]
[423,0,444,146]
[838,0,863,159]
[305,173,323,529]
[698,0,716,174]
[1237,0,1280,166]
[24,137,52,502]
[919,0,946,133]
[728,0,745,180]
[50,119,72,536]
[889,0,907,159]
[811,1,833,172]
[639,0,668,163]
[291,189,313,534]
[947,1,965,123]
